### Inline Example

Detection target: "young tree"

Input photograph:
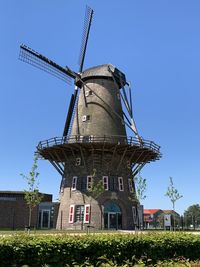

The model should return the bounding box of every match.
[134,173,147,203]
[165,177,183,230]
[87,168,105,230]
[132,173,147,230]
[165,177,183,210]
[88,168,105,199]
[21,155,43,233]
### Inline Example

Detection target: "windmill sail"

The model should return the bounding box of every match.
[19,44,77,84]
[63,5,94,137]
[78,6,94,72]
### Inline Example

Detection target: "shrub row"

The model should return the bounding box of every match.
[0,232,200,266]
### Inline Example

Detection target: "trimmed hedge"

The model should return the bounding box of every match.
[0,232,200,266]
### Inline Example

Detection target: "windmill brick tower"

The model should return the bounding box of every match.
[19,6,161,230]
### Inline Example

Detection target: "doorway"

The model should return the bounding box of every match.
[104,202,122,230]
[39,210,50,228]
[108,212,116,229]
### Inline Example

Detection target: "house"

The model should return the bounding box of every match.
[144,208,181,229]
[162,210,181,229]
[143,209,163,229]
[0,191,59,229]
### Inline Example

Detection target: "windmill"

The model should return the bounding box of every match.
[19,6,161,230]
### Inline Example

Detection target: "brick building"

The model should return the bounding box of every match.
[0,191,59,229]
[144,209,180,229]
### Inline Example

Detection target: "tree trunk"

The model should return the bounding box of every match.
[28,207,32,234]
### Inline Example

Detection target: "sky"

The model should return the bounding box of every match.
[1,0,200,216]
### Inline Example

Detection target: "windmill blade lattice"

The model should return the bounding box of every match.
[78,6,94,72]
[19,45,75,84]
[63,5,93,137]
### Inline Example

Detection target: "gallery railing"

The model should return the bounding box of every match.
[37,135,161,154]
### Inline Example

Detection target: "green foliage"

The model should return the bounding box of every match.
[21,155,43,229]
[165,177,183,210]
[89,180,104,199]
[1,233,200,266]
[88,168,104,199]
[134,173,147,203]
[21,155,42,208]
[184,204,200,230]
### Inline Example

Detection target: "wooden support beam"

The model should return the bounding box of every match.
[49,160,64,176]
[117,146,128,171]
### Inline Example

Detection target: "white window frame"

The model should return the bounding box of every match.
[87,176,93,190]
[103,176,109,191]
[71,176,77,191]
[75,157,81,166]
[69,205,75,223]
[74,205,84,223]
[118,177,124,191]
[82,115,87,122]
[85,90,93,97]
[82,115,90,122]
[84,204,90,223]
[128,178,133,193]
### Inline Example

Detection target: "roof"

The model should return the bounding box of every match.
[144,209,162,215]
[76,64,126,88]
[0,191,25,194]
[0,191,52,196]
[163,210,180,216]
[144,209,180,217]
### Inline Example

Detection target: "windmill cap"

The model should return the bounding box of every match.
[75,64,126,88]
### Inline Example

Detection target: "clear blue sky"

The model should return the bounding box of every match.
[1,0,200,216]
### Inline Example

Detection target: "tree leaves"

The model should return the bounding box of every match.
[134,173,147,203]
[165,177,183,211]
[184,204,200,230]
[20,155,43,230]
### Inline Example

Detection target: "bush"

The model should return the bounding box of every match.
[0,232,200,266]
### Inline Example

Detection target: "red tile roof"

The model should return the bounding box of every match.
[144,209,162,215]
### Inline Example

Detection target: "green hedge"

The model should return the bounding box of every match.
[0,232,200,266]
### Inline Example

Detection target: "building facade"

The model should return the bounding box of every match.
[38,64,161,230]
[144,209,180,229]
[0,191,58,229]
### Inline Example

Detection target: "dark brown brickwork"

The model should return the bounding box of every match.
[0,191,58,229]
[37,64,160,231]
[55,66,140,230]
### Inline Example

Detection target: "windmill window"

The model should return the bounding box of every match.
[85,90,93,97]
[82,115,91,122]
[118,177,124,191]
[108,176,119,191]
[75,157,81,166]
[128,178,133,193]
[117,93,120,100]
[71,176,77,191]
[103,176,109,191]
[74,205,84,222]
[69,204,90,224]
[80,177,87,190]
[87,176,93,190]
